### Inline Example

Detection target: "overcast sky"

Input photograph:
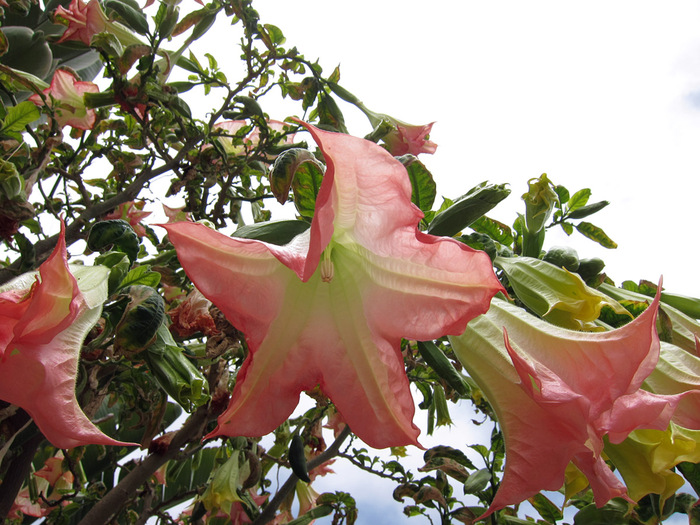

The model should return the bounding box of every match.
[240,1,700,299]
[174,3,700,523]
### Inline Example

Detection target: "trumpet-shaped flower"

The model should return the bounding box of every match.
[0,225,131,448]
[161,123,503,448]
[380,120,438,157]
[54,0,141,47]
[604,423,700,506]
[54,0,109,45]
[29,69,99,131]
[449,295,695,517]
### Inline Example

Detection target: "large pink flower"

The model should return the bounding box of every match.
[450,296,699,517]
[0,224,132,448]
[161,122,503,448]
[54,0,110,45]
[29,69,99,130]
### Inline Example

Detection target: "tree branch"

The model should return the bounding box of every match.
[75,405,210,525]
[0,431,44,520]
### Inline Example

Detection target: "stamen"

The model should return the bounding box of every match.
[321,248,334,283]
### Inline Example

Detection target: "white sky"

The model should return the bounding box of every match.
[244,1,700,298]
[169,3,700,523]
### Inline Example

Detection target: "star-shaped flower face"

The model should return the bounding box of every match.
[450,295,697,517]
[0,225,132,448]
[161,123,503,448]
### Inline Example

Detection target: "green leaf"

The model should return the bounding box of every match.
[528,493,563,523]
[292,160,324,218]
[15,232,35,272]
[104,0,150,35]
[462,468,491,494]
[95,251,131,294]
[269,148,324,205]
[118,264,161,290]
[469,216,513,246]
[397,154,436,213]
[678,461,700,495]
[87,219,140,262]
[328,65,341,84]
[423,446,476,470]
[575,221,618,249]
[566,188,592,213]
[554,184,570,205]
[233,220,310,245]
[317,92,347,133]
[262,24,285,45]
[573,499,631,525]
[1,101,40,136]
[560,221,574,235]
[167,81,197,94]
[177,54,203,74]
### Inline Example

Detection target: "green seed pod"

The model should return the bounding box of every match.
[417,340,469,396]
[289,434,310,482]
[542,245,580,272]
[427,181,511,237]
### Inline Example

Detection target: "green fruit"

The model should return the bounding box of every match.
[577,257,605,283]
[0,26,54,79]
[542,245,580,272]
[289,434,310,482]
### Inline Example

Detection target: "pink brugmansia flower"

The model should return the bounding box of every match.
[54,0,109,45]
[450,295,698,518]
[0,225,132,448]
[103,200,152,237]
[29,70,99,130]
[53,0,142,47]
[381,120,437,157]
[161,122,503,448]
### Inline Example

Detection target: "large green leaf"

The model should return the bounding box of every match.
[575,221,618,249]
[291,159,324,218]
[566,188,591,212]
[1,100,39,138]
[233,220,310,245]
[397,154,436,213]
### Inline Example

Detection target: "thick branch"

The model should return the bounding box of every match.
[76,405,210,525]
[0,432,44,519]
[251,425,352,525]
